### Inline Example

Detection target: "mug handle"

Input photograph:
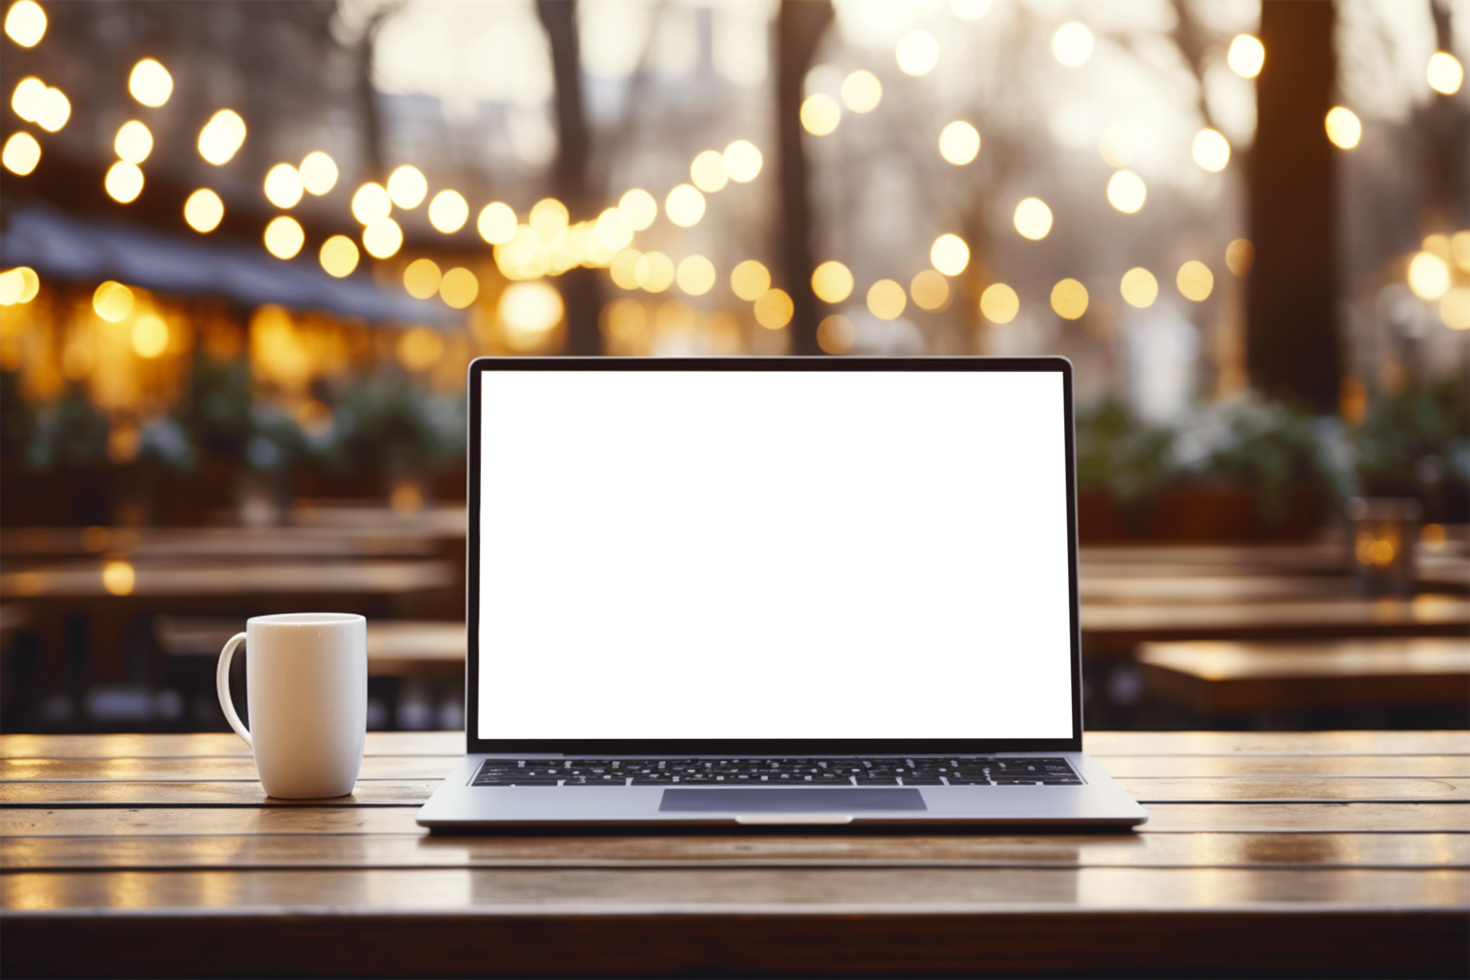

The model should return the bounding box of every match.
[216,632,252,748]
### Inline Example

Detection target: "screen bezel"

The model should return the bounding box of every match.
[464,356,1084,755]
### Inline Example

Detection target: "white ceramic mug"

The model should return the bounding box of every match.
[217,612,367,799]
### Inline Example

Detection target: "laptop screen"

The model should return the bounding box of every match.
[473,366,1075,742]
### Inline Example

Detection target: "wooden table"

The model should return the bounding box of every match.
[2,732,1466,978]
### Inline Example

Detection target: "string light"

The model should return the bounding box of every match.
[754,288,794,329]
[691,150,729,192]
[676,255,716,296]
[128,59,172,107]
[362,218,403,259]
[4,0,46,46]
[910,270,950,311]
[299,151,338,195]
[183,189,224,233]
[263,216,305,259]
[1427,52,1464,95]
[1227,35,1264,78]
[198,110,246,165]
[440,268,479,309]
[634,251,675,292]
[351,183,391,224]
[499,281,564,342]
[93,282,135,322]
[841,71,882,112]
[131,313,168,358]
[114,121,153,164]
[801,94,841,136]
[610,249,642,290]
[980,283,1019,324]
[1014,198,1053,240]
[319,236,359,278]
[930,234,970,276]
[403,258,443,299]
[2,132,40,175]
[478,202,518,244]
[18,81,69,132]
[530,198,569,238]
[1120,268,1158,308]
[722,140,762,183]
[104,161,144,203]
[867,279,906,320]
[263,164,304,209]
[730,260,771,301]
[0,267,40,306]
[1176,260,1214,301]
[1407,252,1451,301]
[387,165,428,209]
[1050,279,1088,319]
[665,184,706,227]
[1325,107,1361,149]
[938,122,981,165]
[1052,22,1093,67]
[896,29,939,76]
[428,190,469,233]
[811,261,854,303]
[1192,129,1231,172]
[1106,170,1146,213]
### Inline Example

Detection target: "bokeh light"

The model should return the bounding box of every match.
[1014,198,1053,240]
[93,282,135,323]
[722,140,763,182]
[128,58,172,107]
[731,260,771,301]
[676,255,716,296]
[811,261,854,304]
[131,313,168,358]
[938,121,980,165]
[610,249,642,291]
[183,189,224,233]
[910,270,950,311]
[3,131,40,175]
[1227,34,1265,78]
[198,109,246,165]
[1099,127,1134,168]
[896,29,940,76]
[1440,287,1470,330]
[299,151,338,195]
[1192,129,1230,172]
[1050,278,1089,319]
[0,266,40,305]
[28,82,68,132]
[980,284,1019,324]
[403,258,443,299]
[319,236,359,278]
[1106,170,1146,213]
[754,288,794,329]
[1452,232,1470,272]
[691,150,729,192]
[1325,107,1362,149]
[867,279,907,320]
[1226,239,1255,277]
[478,202,518,244]
[263,163,304,209]
[362,218,404,259]
[800,93,841,136]
[1176,260,1214,301]
[387,165,428,209]
[1407,252,1451,301]
[930,234,970,276]
[1052,22,1093,67]
[1427,52,1463,95]
[594,208,634,252]
[1120,267,1158,308]
[499,281,564,342]
[619,189,658,229]
[817,315,855,354]
[530,198,570,238]
[5,0,45,46]
[440,268,479,309]
[665,184,706,227]
[428,190,469,233]
[396,328,444,372]
[263,216,304,259]
[841,70,882,112]
[634,251,675,292]
[114,120,153,164]
[352,183,392,224]
[104,161,144,203]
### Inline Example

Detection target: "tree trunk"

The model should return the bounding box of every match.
[1246,0,1340,411]
[775,0,833,355]
[536,0,602,355]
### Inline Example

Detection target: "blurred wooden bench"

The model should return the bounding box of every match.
[1136,637,1470,714]
[156,616,465,677]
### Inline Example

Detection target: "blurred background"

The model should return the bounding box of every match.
[1,0,1467,736]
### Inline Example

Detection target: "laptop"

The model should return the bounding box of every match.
[418,355,1147,828]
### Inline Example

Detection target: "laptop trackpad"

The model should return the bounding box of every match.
[659,788,926,813]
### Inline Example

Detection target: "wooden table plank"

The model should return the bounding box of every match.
[0,731,464,759]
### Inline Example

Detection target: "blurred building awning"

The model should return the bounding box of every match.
[0,205,452,327]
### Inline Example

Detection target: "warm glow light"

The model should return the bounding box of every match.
[980,283,1019,324]
[938,121,981,166]
[1227,34,1264,78]
[1226,239,1254,277]
[610,249,642,290]
[362,218,403,259]
[428,190,469,233]
[387,165,428,209]
[93,282,135,323]
[690,150,729,192]
[1452,231,1470,272]
[665,184,706,227]
[2,131,40,175]
[1106,170,1146,213]
[0,266,39,306]
[1192,128,1230,172]
[1052,22,1093,67]
[800,93,841,136]
[104,161,144,203]
[1099,127,1134,168]
[619,189,658,230]
[33,83,68,132]
[722,140,763,182]
[299,151,338,195]
[949,0,990,20]
[1177,260,1214,301]
[1014,197,1052,240]
[5,0,45,46]
[102,561,136,596]
[1423,233,1451,261]
[198,109,246,165]
[1428,52,1464,95]
[319,235,359,278]
[867,279,907,320]
[730,260,771,301]
[817,314,855,354]
[1407,251,1451,301]
[910,270,950,311]
[1440,287,1470,330]
[930,234,970,276]
[114,120,153,164]
[403,258,442,299]
[676,255,716,296]
[530,198,570,238]
[263,163,303,209]
[1050,278,1088,319]
[594,208,634,252]
[10,76,45,123]
[897,29,940,76]
[1120,267,1158,308]
[634,251,675,292]
[130,313,168,358]
[499,281,564,339]
[478,202,518,244]
[1325,107,1362,149]
[811,260,854,304]
[183,189,224,233]
[396,328,444,372]
[754,288,794,329]
[351,183,391,224]
[128,58,172,107]
[440,267,479,309]
[263,216,304,260]
[841,70,882,112]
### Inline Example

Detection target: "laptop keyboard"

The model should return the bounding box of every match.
[471,757,1082,787]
